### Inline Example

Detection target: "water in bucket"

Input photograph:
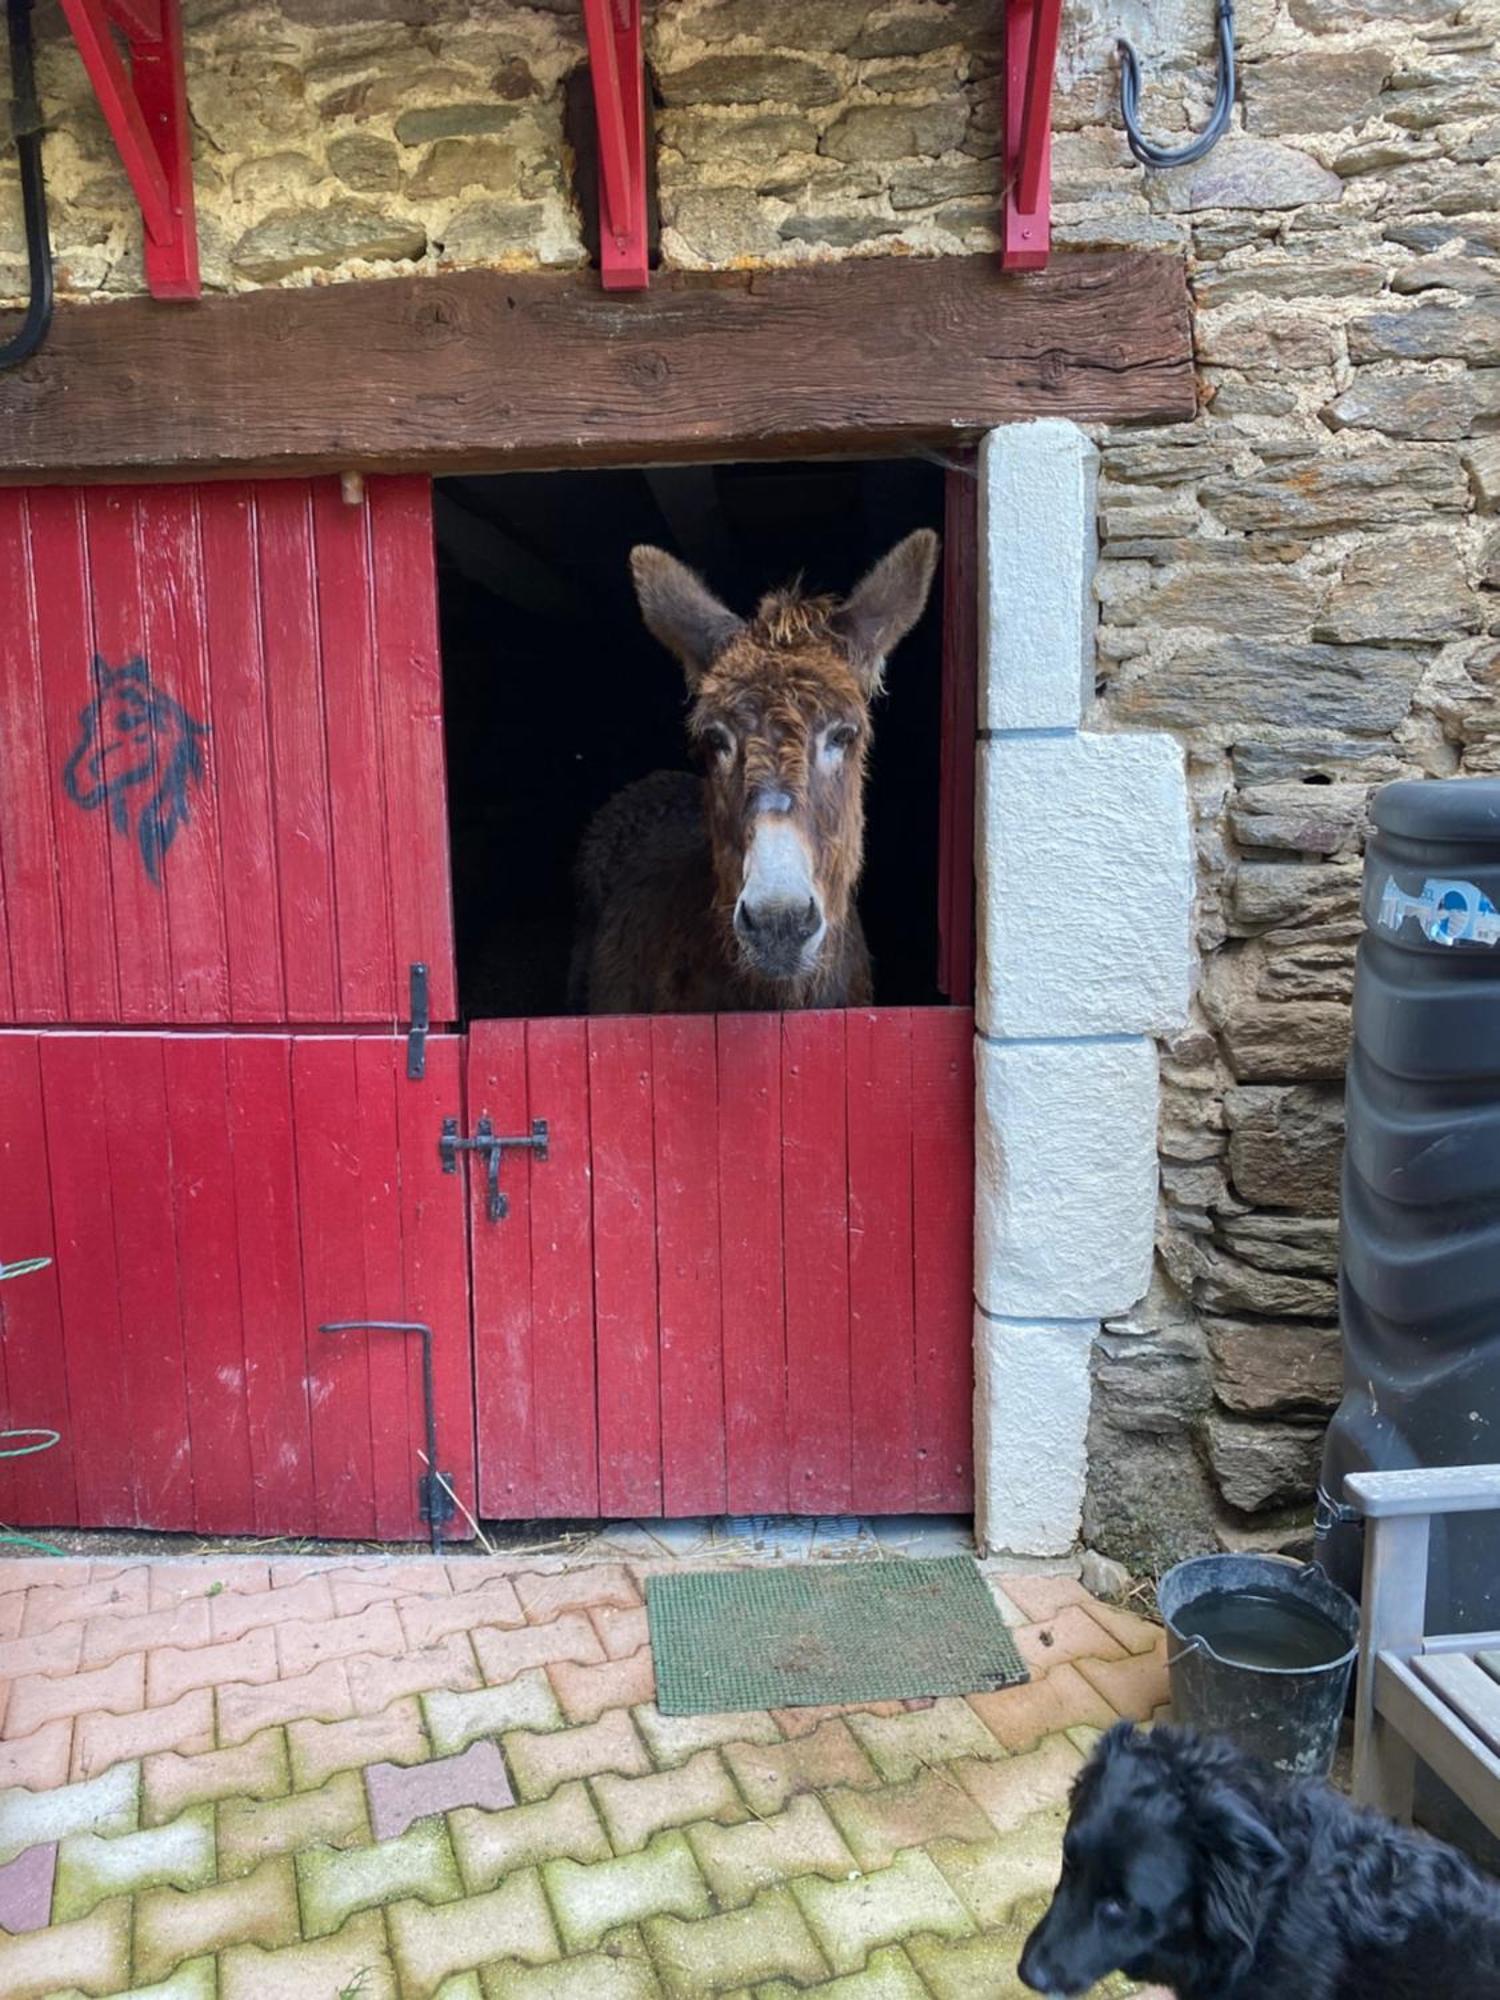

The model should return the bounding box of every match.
[1173,1588,1351,1673]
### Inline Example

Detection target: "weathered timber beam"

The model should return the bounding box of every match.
[0,251,1193,483]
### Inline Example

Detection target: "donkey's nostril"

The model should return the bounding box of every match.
[735,900,758,936]
[797,898,820,941]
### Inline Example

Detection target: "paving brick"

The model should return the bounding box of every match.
[0,1840,56,1933]
[0,1759,139,1861]
[277,1601,407,1678]
[299,1817,462,1938]
[755,1944,929,2000]
[388,1870,560,1997]
[724,1719,881,1818]
[402,1583,527,1651]
[0,1620,84,1681]
[844,1700,1007,1784]
[1076,1644,1170,1723]
[0,1896,131,1998]
[546,1831,711,1952]
[425,1670,564,1756]
[589,1604,650,1662]
[151,1562,271,1610]
[473,1615,607,1687]
[1014,1605,1129,1675]
[218,1769,370,1876]
[144,1729,291,1826]
[632,1704,782,1770]
[594,1748,743,1854]
[81,1600,211,1669]
[993,1575,1089,1624]
[823,1768,994,1872]
[54,1804,215,1920]
[769,1704,905,1740]
[0,1592,24,1642]
[643,1886,827,1998]
[689,1794,855,1905]
[0,1717,73,1792]
[328,1559,454,1615]
[349,1633,483,1713]
[954,1736,1083,1835]
[507,1710,650,1801]
[484,1947,661,1999]
[549,1650,656,1725]
[907,1929,1046,2000]
[73,1689,215,1781]
[288,1697,430,1790]
[792,1849,974,1976]
[220,1908,398,2000]
[514,1568,640,1624]
[5,1650,144,1740]
[135,1855,300,1984]
[147,1628,275,1709]
[928,1813,1069,1927]
[49,1957,217,2000]
[448,1561,537,1595]
[451,1781,612,1893]
[1081,1598,1166,1657]
[967,1665,1116,1755]
[21,1570,149,1634]
[209,1575,335,1641]
[369,1739,515,1841]
[218,1660,355,1747]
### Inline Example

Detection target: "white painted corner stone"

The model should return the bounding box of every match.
[973,1310,1096,1557]
[979,420,1099,732]
[975,1034,1159,1321]
[976,729,1193,1041]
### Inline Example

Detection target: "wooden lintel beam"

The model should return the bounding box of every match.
[0,252,1192,485]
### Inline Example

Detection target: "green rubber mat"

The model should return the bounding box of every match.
[646,1557,1028,1715]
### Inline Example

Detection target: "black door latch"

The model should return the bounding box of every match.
[439,1115,548,1221]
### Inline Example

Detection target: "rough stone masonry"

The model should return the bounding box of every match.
[4,0,1497,1566]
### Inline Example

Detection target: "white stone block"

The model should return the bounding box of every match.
[977,730,1192,1040]
[975,1036,1158,1321]
[974,1311,1096,1557]
[979,420,1099,732]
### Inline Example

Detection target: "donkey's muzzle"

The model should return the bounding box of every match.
[734,895,824,978]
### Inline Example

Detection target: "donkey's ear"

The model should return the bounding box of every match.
[630,546,744,688]
[835,529,940,690]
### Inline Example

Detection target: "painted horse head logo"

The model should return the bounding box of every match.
[63,657,209,886]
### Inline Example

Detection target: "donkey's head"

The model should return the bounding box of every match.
[631,530,939,991]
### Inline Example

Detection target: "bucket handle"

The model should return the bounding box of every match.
[1165,1634,1207,1671]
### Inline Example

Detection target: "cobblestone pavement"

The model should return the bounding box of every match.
[0,1546,1171,1998]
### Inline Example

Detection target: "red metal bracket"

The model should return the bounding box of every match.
[581,0,648,291]
[1002,0,1064,272]
[57,0,200,299]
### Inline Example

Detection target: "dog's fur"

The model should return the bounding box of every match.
[1019,1722,1500,2000]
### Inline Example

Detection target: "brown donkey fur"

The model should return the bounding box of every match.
[569,529,940,1015]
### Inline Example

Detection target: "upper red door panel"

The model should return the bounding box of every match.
[0,477,454,1026]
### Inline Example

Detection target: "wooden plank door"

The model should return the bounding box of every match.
[0,478,454,1027]
[468,1008,974,1520]
[0,1031,473,1541]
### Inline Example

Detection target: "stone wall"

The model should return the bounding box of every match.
[4,0,1498,1562]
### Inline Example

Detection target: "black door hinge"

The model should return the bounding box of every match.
[406,963,429,1080]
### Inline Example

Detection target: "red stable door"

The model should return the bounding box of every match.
[467,1008,974,1521]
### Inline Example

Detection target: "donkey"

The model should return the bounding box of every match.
[569,529,940,1015]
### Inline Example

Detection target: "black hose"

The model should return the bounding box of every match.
[0,0,53,371]
[1118,0,1236,172]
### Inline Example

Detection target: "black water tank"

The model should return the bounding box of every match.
[1318,778,1500,1634]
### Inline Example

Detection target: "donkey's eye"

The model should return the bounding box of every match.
[827,723,858,748]
[702,724,735,761]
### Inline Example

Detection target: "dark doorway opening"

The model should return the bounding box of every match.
[437,457,949,1022]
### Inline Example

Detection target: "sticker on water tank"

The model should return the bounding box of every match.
[1377,874,1500,946]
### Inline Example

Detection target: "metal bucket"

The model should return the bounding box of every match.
[1158,1554,1359,1779]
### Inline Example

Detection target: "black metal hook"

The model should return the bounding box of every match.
[1118,0,1236,171]
[0,0,54,371]
[319,1320,456,1554]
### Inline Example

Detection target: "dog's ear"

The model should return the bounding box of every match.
[1198,1784,1285,1964]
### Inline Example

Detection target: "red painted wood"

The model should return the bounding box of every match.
[526,1019,598,1516]
[717,1012,788,1514]
[199,486,285,1022]
[370,478,457,1026]
[138,487,229,1021]
[782,1009,852,1514]
[0,1037,77,1525]
[313,484,395,1019]
[913,1008,976,1509]
[938,464,978,1006]
[225,1036,313,1536]
[355,1037,410,1540]
[652,1015,726,1515]
[470,1018,537,1517]
[166,1034,254,1533]
[0,495,60,1021]
[847,1008,919,1513]
[589,1016,662,1519]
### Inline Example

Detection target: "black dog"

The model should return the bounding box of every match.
[1018,1721,1500,2000]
